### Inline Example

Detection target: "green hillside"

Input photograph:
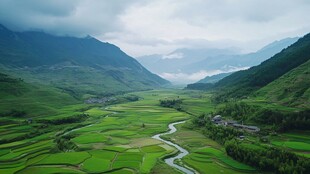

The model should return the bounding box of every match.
[0,72,78,118]
[213,33,310,102]
[255,60,310,108]
[197,72,233,84]
[0,24,169,97]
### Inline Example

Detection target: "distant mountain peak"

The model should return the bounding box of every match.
[259,37,299,52]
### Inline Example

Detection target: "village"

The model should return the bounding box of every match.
[211,115,260,133]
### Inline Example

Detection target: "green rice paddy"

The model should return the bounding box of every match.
[1,89,307,173]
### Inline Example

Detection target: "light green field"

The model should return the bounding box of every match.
[269,131,310,158]
[82,157,111,172]
[0,90,190,174]
[0,89,264,174]
[36,151,91,165]
[272,141,310,151]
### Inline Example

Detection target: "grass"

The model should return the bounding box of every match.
[141,145,166,153]
[36,152,91,165]
[72,132,108,144]
[117,152,144,161]
[82,157,111,172]
[163,121,255,174]
[16,166,85,174]
[88,150,116,161]
[272,141,310,151]
[268,131,310,158]
[113,161,141,170]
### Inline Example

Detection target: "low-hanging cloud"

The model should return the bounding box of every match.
[0,0,143,36]
[159,66,249,84]
[0,0,309,56]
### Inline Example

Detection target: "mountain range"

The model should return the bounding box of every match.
[137,37,299,83]
[186,33,310,108]
[0,24,169,98]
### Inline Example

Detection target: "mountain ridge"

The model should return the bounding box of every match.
[0,24,169,97]
[212,33,310,102]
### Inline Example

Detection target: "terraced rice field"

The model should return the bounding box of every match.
[0,90,189,173]
[0,90,261,174]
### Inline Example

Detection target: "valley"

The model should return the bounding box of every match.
[0,89,308,174]
[0,7,309,174]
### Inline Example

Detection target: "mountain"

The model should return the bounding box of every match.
[255,59,310,108]
[137,38,298,84]
[0,72,78,117]
[137,48,237,74]
[186,37,299,73]
[0,24,169,97]
[212,33,310,101]
[196,72,233,84]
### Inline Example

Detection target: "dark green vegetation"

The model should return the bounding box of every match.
[256,59,310,108]
[185,83,213,90]
[217,102,310,132]
[159,98,182,111]
[0,24,168,98]
[226,140,310,173]
[213,33,310,101]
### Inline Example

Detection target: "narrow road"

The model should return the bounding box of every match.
[152,121,196,174]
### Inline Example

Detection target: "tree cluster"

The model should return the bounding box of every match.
[226,140,310,174]
[193,114,242,144]
[159,99,182,111]
[216,102,310,132]
[38,114,88,125]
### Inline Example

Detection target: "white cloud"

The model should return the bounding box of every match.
[0,0,310,56]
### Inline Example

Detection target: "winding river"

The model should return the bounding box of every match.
[152,121,196,174]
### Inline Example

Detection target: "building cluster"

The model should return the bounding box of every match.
[211,115,260,132]
[84,97,116,104]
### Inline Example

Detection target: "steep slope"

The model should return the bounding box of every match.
[255,60,310,108]
[0,72,78,117]
[0,24,169,97]
[213,33,310,101]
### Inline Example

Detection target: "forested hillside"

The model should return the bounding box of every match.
[255,60,310,108]
[213,33,310,102]
[0,73,78,117]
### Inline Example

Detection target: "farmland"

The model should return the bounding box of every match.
[0,89,309,173]
[0,90,190,174]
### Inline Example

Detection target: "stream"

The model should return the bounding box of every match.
[152,121,196,174]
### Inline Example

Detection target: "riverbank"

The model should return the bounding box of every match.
[152,121,196,174]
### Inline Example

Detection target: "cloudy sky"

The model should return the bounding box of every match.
[0,0,310,58]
